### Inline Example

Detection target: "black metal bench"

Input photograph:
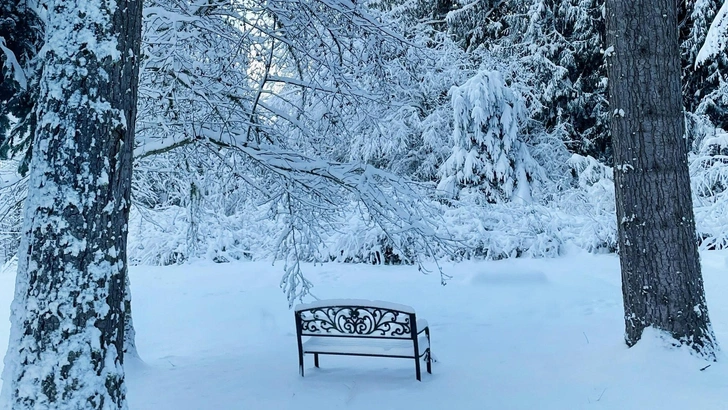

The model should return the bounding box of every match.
[294,299,432,381]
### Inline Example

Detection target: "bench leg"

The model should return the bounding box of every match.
[314,353,319,368]
[415,357,422,381]
[425,328,432,374]
[299,352,304,377]
[295,315,305,377]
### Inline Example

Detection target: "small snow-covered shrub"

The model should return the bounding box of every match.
[438,70,545,204]
[559,154,617,252]
[325,207,418,265]
[128,202,277,265]
[691,131,728,250]
[439,203,564,260]
[0,215,21,264]
[438,202,616,261]
[436,153,617,260]
[128,150,280,265]
[128,205,188,265]
[0,161,24,264]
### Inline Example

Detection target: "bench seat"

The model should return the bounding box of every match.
[303,331,430,358]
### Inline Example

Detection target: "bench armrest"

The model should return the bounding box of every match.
[416,319,429,334]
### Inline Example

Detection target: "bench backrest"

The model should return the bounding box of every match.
[295,302,416,340]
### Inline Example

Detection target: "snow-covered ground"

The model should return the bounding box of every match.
[1,250,727,409]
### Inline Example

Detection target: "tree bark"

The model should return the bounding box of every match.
[605,0,718,357]
[1,0,143,408]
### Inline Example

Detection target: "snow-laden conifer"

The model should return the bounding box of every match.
[446,0,609,161]
[438,71,543,204]
[682,0,728,137]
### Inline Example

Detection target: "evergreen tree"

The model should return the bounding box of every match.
[447,0,610,161]
[681,0,728,137]
[438,70,543,203]
[446,0,523,52]
[0,0,42,175]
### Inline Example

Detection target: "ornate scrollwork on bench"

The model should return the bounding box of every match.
[297,306,413,338]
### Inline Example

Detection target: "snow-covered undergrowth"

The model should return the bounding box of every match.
[125,151,618,265]
[3,250,727,409]
[4,133,725,269]
[127,203,277,265]
[121,131,728,267]
[0,162,23,265]
[126,194,619,266]
[691,131,728,250]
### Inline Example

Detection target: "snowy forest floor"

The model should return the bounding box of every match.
[1,250,728,409]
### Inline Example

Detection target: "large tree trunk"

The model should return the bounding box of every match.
[605,0,718,357]
[0,0,143,408]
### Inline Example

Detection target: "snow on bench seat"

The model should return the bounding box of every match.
[295,299,416,314]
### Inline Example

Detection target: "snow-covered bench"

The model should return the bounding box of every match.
[294,299,432,381]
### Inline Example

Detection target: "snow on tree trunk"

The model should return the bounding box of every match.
[605,0,718,357]
[438,70,542,204]
[0,0,143,408]
[123,274,139,361]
